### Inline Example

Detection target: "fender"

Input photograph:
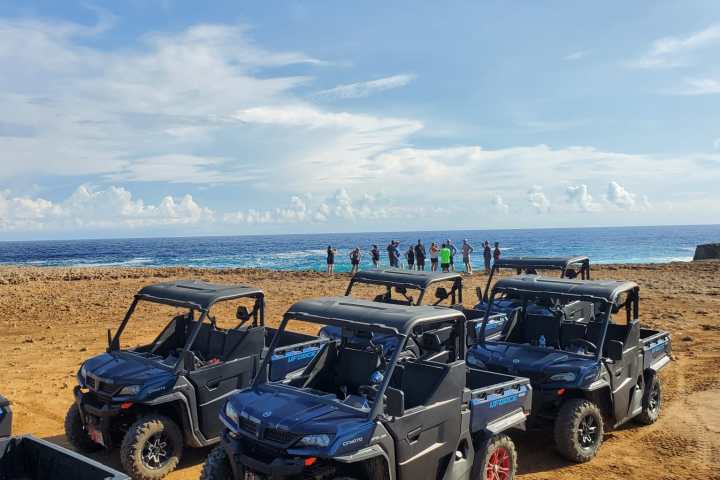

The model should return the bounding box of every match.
[141,378,217,448]
[334,423,396,480]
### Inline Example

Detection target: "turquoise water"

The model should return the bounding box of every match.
[1,225,718,272]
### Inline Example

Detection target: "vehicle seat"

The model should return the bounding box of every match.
[336,347,381,395]
[560,323,588,348]
[523,314,561,347]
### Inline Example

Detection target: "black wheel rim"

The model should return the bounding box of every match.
[578,414,599,449]
[142,433,171,469]
[648,382,660,413]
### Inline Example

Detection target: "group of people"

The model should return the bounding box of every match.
[326,239,502,274]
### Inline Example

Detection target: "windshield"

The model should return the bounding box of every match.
[266,317,404,416]
[112,296,262,368]
[482,291,607,357]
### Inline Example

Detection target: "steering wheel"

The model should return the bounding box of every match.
[566,339,598,354]
[358,385,379,400]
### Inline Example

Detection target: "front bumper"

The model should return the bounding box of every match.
[74,386,125,447]
[222,430,331,480]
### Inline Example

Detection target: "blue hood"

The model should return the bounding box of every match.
[225,386,376,457]
[468,342,599,387]
[81,351,176,399]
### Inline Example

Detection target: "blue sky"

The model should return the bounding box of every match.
[1,1,719,239]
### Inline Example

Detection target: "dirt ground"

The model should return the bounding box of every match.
[1,262,718,479]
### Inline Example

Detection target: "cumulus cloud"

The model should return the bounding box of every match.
[313,74,416,100]
[628,23,720,68]
[0,185,213,232]
[566,184,598,212]
[606,181,641,210]
[528,186,551,213]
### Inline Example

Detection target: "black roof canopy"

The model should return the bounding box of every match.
[494,256,590,270]
[136,280,264,310]
[492,275,637,302]
[351,268,462,290]
[286,296,465,335]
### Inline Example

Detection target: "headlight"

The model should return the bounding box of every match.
[225,402,239,424]
[298,434,332,448]
[117,385,141,397]
[549,372,577,382]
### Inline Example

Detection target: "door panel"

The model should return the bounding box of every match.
[610,321,642,424]
[188,356,256,438]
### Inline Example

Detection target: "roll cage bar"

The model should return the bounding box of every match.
[254,297,467,420]
[107,281,265,372]
[345,269,463,306]
[478,277,639,361]
[480,256,591,302]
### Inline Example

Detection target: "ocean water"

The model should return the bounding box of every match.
[0,225,718,272]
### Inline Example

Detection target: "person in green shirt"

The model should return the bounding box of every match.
[439,243,452,272]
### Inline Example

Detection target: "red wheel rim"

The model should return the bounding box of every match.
[485,446,511,480]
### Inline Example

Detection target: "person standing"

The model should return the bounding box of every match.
[349,247,362,274]
[439,243,452,272]
[370,244,380,269]
[430,242,439,272]
[493,242,502,265]
[387,241,398,268]
[447,239,458,272]
[326,245,336,274]
[462,239,474,274]
[483,240,492,273]
[405,245,415,270]
[415,240,426,271]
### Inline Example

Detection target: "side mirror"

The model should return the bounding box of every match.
[606,340,623,361]
[435,287,448,300]
[385,387,405,417]
[236,306,250,321]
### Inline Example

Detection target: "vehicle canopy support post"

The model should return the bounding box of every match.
[177,310,207,372]
[253,314,289,386]
[109,298,139,352]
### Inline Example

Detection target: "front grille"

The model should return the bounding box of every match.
[263,428,299,445]
[87,376,120,398]
[238,416,259,435]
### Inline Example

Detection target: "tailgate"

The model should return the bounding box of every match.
[468,369,531,435]
[640,330,672,371]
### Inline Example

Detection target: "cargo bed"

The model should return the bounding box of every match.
[467,368,532,434]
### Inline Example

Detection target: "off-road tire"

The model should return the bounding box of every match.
[554,398,604,463]
[471,433,517,480]
[636,376,662,425]
[200,446,232,480]
[64,404,103,453]
[120,414,183,480]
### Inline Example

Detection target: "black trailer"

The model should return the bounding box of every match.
[0,435,129,480]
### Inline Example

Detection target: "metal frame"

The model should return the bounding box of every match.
[345,269,463,306]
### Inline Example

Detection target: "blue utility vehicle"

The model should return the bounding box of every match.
[66,281,326,480]
[203,297,532,480]
[468,276,671,462]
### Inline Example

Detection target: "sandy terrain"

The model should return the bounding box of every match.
[1,262,718,479]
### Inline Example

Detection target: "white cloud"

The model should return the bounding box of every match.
[564,50,588,61]
[566,184,598,212]
[492,194,509,214]
[0,185,213,232]
[606,181,638,209]
[628,23,720,68]
[528,186,550,213]
[313,74,416,100]
[667,77,720,96]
